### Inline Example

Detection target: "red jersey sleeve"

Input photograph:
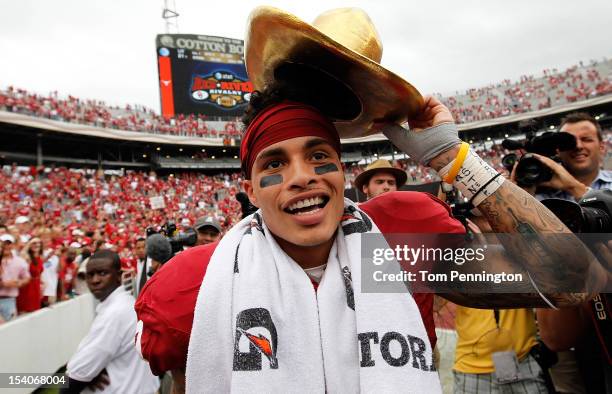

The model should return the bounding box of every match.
[135,242,218,375]
[359,191,465,234]
[360,191,466,349]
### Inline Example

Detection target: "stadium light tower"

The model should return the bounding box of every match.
[162,0,180,34]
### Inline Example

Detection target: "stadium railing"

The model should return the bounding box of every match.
[0,294,95,393]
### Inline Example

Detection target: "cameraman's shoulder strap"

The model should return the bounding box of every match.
[588,293,612,365]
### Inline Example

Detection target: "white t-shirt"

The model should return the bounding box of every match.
[41,254,59,297]
[303,264,327,283]
[67,287,159,394]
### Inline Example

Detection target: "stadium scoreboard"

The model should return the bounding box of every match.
[156,34,252,119]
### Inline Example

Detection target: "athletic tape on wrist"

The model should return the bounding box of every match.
[382,122,461,165]
[446,149,505,206]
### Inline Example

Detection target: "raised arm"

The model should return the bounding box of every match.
[384,96,608,308]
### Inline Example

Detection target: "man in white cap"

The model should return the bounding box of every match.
[15,216,31,243]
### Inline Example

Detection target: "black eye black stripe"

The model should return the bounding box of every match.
[260,174,283,188]
[314,163,339,175]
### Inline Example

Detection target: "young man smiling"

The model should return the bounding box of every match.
[135,7,607,394]
[534,112,612,201]
[244,137,345,267]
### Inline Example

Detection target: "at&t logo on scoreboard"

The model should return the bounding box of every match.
[190,71,253,109]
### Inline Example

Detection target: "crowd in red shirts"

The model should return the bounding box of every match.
[1,59,610,139]
[0,166,247,321]
[0,88,241,140]
[0,157,466,318]
[1,131,611,321]
[0,143,606,323]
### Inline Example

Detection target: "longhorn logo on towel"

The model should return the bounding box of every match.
[233,308,279,371]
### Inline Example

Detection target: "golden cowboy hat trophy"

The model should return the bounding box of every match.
[245,6,424,138]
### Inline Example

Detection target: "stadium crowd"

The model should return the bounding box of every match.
[0,87,241,140]
[1,59,610,138]
[438,58,612,123]
[0,167,244,320]
[2,125,612,321]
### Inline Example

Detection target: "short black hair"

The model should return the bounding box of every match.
[560,112,603,141]
[241,80,306,128]
[241,64,361,129]
[89,249,121,272]
[240,80,316,179]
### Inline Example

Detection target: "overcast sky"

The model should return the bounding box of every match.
[1,0,610,113]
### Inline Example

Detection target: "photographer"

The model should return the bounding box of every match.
[531,112,611,201]
[516,112,612,393]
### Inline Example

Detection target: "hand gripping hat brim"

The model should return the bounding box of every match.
[245,6,424,138]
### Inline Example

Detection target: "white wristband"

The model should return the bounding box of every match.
[438,159,454,180]
[439,149,505,206]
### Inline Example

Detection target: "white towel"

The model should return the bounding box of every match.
[187,198,441,393]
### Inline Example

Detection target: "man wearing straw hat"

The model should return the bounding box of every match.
[135,6,608,393]
[355,159,408,200]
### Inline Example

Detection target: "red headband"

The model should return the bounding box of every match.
[240,101,341,179]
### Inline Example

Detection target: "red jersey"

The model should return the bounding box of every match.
[135,191,465,375]
[61,260,77,294]
[16,257,44,313]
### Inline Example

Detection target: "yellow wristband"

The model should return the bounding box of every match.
[443,142,470,184]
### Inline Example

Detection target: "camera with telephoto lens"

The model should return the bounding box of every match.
[145,221,197,255]
[541,189,612,234]
[542,190,612,362]
[501,131,576,187]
